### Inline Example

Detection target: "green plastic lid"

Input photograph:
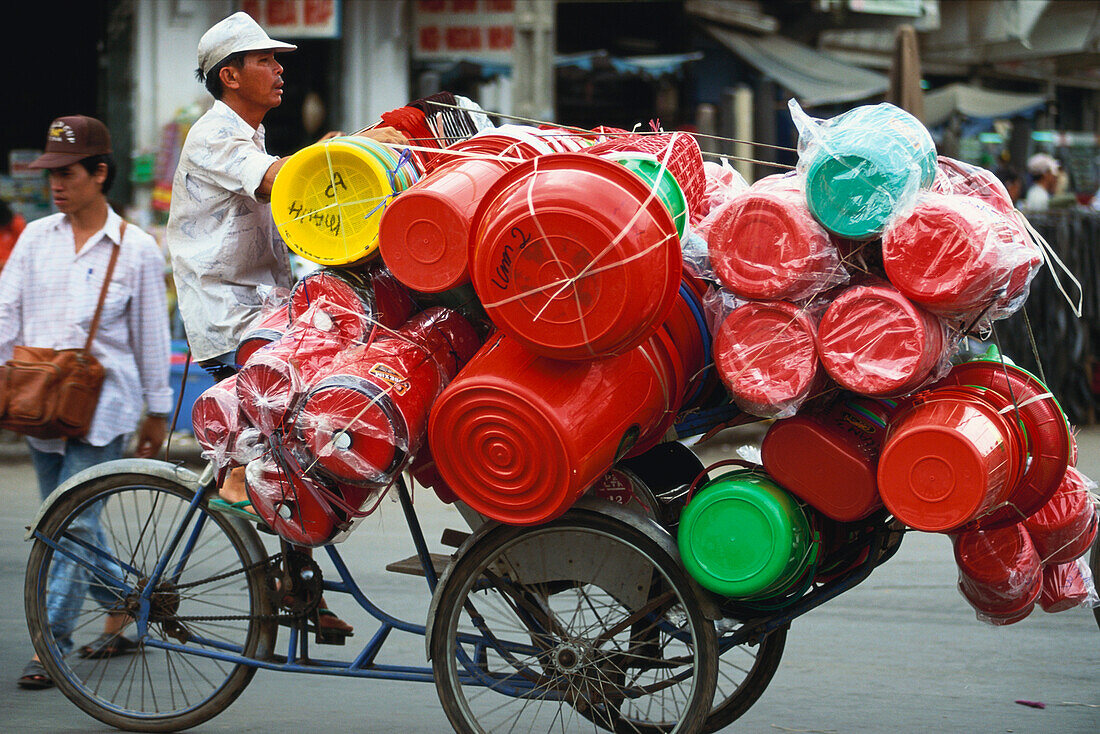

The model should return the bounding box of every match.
[605,152,688,240]
[678,470,815,599]
[804,130,920,240]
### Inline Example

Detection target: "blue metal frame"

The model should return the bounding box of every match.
[31,474,533,687]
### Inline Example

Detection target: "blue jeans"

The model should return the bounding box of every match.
[30,436,126,656]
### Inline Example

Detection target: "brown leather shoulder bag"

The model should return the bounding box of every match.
[0,224,124,439]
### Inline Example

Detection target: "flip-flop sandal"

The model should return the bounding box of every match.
[78,632,140,660]
[17,660,53,690]
[208,498,275,534]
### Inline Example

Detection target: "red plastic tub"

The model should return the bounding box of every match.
[1039,559,1091,613]
[287,266,415,342]
[234,322,347,436]
[877,393,1019,532]
[707,185,843,301]
[953,523,1042,624]
[236,306,291,367]
[937,361,1072,529]
[817,283,945,397]
[379,155,514,293]
[761,396,895,522]
[469,153,681,360]
[427,329,682,526]
[191,375,241,468]
[1024,466,1099,565]
[882,194,1024,318]
[294,308,480,487]
[713,300,823,417]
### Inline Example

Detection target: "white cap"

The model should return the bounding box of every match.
[197,12,297,77]
[1027,153,1060,177]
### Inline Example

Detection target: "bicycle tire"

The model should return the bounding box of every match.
[1091,532,1100,631]
[702,625,786,733]
[24,472,276,732]
[430,510,718,734]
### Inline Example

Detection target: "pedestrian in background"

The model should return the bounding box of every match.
[165,10,406,643]
[1023,153,1060,211]
[0,115,173,689]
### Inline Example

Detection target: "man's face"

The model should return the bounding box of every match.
[234,51,285,110]
[48,162,104,215]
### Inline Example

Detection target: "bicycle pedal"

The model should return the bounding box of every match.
[314,628,351,646]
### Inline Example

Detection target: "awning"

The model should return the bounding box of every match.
[923,83,1048,128]
[704,26,890,107]
[556,50,704,76]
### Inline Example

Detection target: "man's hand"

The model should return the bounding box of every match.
[134,415,167,459]
[356,127,409,146]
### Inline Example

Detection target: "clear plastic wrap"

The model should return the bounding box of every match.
[930,156,1015,213]
[882,192,1040,323]
[706,174,849,302]
[711,299,829,419]
[679,225,712,281]
[694,158,749,223]
[244,441,396,548]
[816,281,952,398]
[234,304,350,436]
[191,375,242,469]
[1023,466,1099,565]
[244,450,345,547]
[790,100,934,240]
[235,300,291,367]
[292,307,481,487]
[1039,557,1099,613]
[953,523,1042,626]
[287,264,416,342]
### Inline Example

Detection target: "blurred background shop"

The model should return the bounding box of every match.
[2,0,1100,427]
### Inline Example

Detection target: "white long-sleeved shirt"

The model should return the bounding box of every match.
[0,208,173,452]
[165,100,292,362]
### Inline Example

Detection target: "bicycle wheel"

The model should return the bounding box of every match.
[702,624,786,733]
[1091,532,1100,631]
[24,472,277,732]
[430,510,718,734]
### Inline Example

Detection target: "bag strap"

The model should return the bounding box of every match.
[83,221,125,354]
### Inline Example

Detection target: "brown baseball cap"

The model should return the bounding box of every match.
[28,115,112,169]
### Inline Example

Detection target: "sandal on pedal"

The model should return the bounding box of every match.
[315,608,354,645]
[208,498,275,534]
[78,632,140,659]
[17,660,53,690]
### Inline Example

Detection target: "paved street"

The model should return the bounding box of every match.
[0,426,1096,733]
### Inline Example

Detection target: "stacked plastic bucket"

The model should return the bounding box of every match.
[417,149,706,525]
[953,465,1097,624]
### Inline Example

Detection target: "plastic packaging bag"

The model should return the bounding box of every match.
[1023,466,1099,565]
[711,298,829,418]
[292,308,481,487]
[706,174,849,302]
[816,281,952,398]
[694,158,749,223]
[191,375,242,469]
[954,523,1042,626]
[235,303,351,436]
[882,192,1040,324]
[790,100,934,240]
[1039,557,1098,613]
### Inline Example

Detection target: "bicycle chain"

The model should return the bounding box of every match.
[164,552,311,624]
